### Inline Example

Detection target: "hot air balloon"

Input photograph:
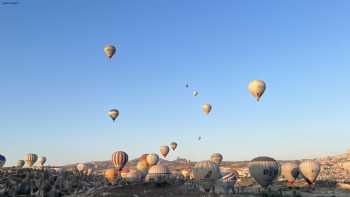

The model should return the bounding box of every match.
[77,163,86,173]
[170,142,177,151]
[281,162,299,184]
[108,109,119,122]
[104,45,116,59]
[37,156,47,167]
[299,160,320,185]
[342,161,350,173]
[185,84,189,88]
[16,160,25,168]
[139,153,149,163]
[192,161,221,192]
[0,154,5,168]
[112,151,128,171]
[202,104,212,115]
[193,91,199,97]
[124,169,142,183]
[24,153,38,168]
[160,146,170,158]
[198,136,202,141]
[248,80,266,102]
[221,169,239,194]
[120,168,130,179]
[146,153,159,166]
[248,156,279,188]
[136,161,149,175]
[181,168,191,179]
[146,164,171,184]
[105,168,118,184]
[87,168,93,176]
[210,153,223,165]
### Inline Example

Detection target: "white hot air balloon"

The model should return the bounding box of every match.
[145,164,171,184]
[281,162,299,184]
[299,160,320,185]
[37,156,47,167]
[248,80,266,102]
[146,153,159,166]
[193,91,199,97]
[16,160,25,168]
[248,156,279,188]
[210,153,223,165]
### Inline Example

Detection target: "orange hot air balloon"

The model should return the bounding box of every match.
[139,154,149,163]
[160,146,170,158]
[170,142,177,151]
[202,104,212,115]
[112,151,128,170]
[105,168,118,183]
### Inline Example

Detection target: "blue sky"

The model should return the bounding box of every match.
[1,0,349,166]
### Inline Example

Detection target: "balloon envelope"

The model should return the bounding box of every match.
[248,80,266,102]
[281,162,299,184]
[192,160,221,181]
[170,142,177,151]
[210,153,223,165]
[104,45,116,59]
[108,109,119,122]
[77,163,86,172]
[16,160,25,168]
[202,104,212,115]
[112,151,128,170]
[0,154,6,168]
[299,160,320,185]
[24,153,38,168]
[146,153,159,166]
[249,156,279,188]
[105,168,118,183]
[38,156,47,166]
[160,146,170,158]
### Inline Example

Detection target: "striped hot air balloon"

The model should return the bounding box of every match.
[0,154,6,168]
[249,156,279,188]
[299,160,320,185]
[24,153,38,168]
[192,161,221,181]
[16,160,25,168]
[160,146,170,158]
[210,153,223,165]
[146,153,159,166]
[281,162,299,184]
[112,151,128,170]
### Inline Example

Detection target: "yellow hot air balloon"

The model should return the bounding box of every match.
[104,45,116,59]
[136,160,149,175]
[248,80,266,102]
[281,162,299,184]
[24,153,38,168]
[146,153,159,166]
[105,168,118,184]
[108,109,119,122]
[16,160,25,168]
[248,156,279,188]
[202,104,212,115]
[160,146,170,158]
[299,160,320,185]
[210,153,223,165]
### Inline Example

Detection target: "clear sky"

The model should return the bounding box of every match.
[1,0,350,166]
